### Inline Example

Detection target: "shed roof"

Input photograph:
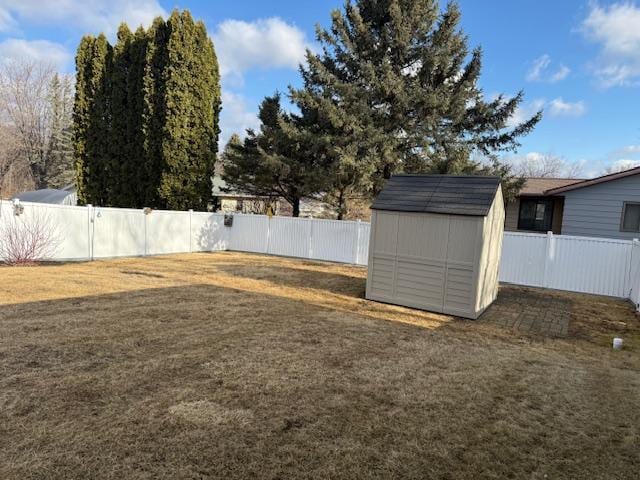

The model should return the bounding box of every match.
[371,175,500,216]
[14,188,76,205]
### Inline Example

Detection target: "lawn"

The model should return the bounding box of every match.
[1,252,639,479]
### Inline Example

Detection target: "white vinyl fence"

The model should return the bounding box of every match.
[1,199,639,307]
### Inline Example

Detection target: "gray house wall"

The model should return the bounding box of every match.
[562,174,640,240]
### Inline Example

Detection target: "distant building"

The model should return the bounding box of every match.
[13,184,77,206]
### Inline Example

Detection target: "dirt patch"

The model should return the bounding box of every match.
[169,401,254,426]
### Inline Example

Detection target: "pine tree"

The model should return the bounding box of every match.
[222,94,326,217]
[46,73,74,189]
[290,0,540,198]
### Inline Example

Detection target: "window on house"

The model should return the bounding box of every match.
[518,198,554,232]
[621,202,640,232]
[235,199,244,212]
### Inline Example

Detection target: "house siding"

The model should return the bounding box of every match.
[562,174,640,240]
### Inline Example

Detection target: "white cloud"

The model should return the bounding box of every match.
[581,2,640,87]
[622,145,640,154]
[526,54,570,83]
[214,17,311,83]
[0,38,71,69]
[219,90,260,148]
[0,0,166,37]
[549,64,571,82]
[548,98,587,117]
[507,98,545,128]
[605,159,640,173]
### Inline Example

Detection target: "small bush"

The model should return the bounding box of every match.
[0,210,60,265]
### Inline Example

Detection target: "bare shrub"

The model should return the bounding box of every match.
[0,210,60,265]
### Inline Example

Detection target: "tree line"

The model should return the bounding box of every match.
[0,62,74,198]
[222,0,541,218]
[73,9,221,210]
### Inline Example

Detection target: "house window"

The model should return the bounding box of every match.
[518,198,554,232]
[621,202,640,232]
[235,199,244,212]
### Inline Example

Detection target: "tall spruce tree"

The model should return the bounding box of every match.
[290,0,540,199]
[222,94,326,217]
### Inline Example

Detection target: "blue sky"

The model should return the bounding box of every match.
[0,0,639,177]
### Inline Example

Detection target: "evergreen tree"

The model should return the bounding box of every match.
[141,17,169,207]
[290,0,540,198]
[73,10,220,209]
[157,10,220,210]
[74,34,112,206]
[73,36,94,205]
[46,73,74,188]
[222,94,326,217]
[108,24,133,206]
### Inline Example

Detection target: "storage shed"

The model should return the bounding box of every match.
[366,175,504,319]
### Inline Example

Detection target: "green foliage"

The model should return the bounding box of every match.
[73,10,220,210]
[157,11,220,210]
[290,0,540,204]
[222,94,325,217]
[73,34,111,206]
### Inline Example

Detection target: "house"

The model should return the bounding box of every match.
[505,177,581,234]
[366,175,504,319]
[212,174,337,218]
[13,184,77,206]
[506,167,640,240]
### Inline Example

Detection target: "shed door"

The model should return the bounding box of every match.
[394,213,449,311]
[442,216,478,316]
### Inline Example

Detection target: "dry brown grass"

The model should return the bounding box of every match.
[0,252,639,479]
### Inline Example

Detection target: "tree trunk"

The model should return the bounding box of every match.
[336,188,346,220]
[291,197,300,217]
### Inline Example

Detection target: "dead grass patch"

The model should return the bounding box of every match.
[0,251,639,479]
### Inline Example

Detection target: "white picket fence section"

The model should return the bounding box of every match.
[1,199,639,307]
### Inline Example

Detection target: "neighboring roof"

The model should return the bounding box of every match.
[13,188,77,205]
[212,174,265,199]
[519,177,583,196]
[371,175,500,216]
[545,166,640,195]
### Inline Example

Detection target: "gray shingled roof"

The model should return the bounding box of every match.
[371,175,500,216]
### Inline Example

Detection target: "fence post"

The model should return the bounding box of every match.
[188,209,193,253]
[542,231,554,288]
[355,220,362,265]
[87,204,94,261]
[308,219,314,259]
[143,209,148,257]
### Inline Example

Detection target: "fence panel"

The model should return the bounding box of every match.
[228,214,269,253]
[146,210,191,255]
[191,212,227,252]
[92,207,145,258]
[268,217,313,258]
[310,219,360,264]
[545,235,632,297]
[0,200,90,261]
[499,233,547,287]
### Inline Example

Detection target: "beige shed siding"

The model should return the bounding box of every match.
[366,186,505,319]
[475,188,505,313]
